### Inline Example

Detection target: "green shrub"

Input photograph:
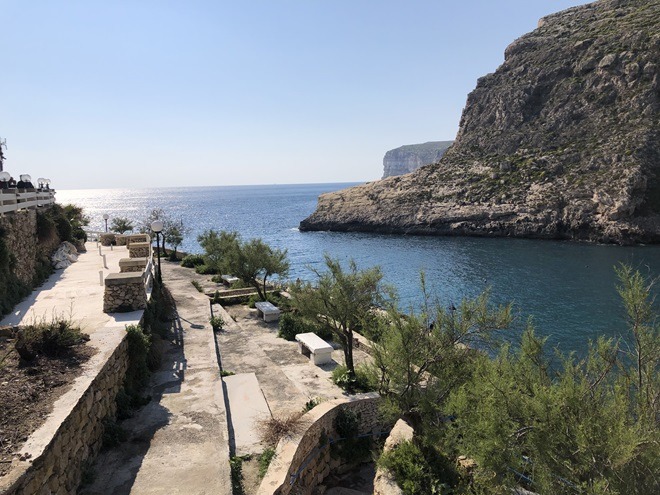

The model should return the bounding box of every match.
[278,312,332,341]
[18,316,88,358]
[191,280,204,292]
[258,448,276,478]
[331,408,372,465]
[210,315,224,330]
[220,370,235,377]
[181,254,205,268]
[124,324,151,396]
[377,441,458,495]
[331,364,375,393]
[195,264,219,275]
[303,397,322,412]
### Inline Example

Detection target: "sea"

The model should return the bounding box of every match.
[57,183,660,356]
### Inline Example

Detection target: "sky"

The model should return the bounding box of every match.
[2,0,589,189]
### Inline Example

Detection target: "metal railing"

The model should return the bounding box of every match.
[0,188,56,215]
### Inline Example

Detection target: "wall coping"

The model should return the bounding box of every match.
[105,272,144,285]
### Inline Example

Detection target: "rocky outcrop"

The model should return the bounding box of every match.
[301,0,660,244]
[51,241,79,269]
[382,141,453,178]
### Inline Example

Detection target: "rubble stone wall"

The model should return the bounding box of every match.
[0,336,129,495]
[258,393,384,495]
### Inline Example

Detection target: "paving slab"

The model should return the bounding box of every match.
[224,373,272,456]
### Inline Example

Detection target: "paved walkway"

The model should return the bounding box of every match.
[0,241,141,339]
[82,260,231,495]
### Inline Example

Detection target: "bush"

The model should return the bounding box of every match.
[210,315,224,331]
[16,316,88,359]
[124,324,151,396]
[191,280,203,293]
[278,312,332,341]
[303,397,322,412]
[377,440,459,495]
[331,408,372,465]
[181,254,205,268]
[195,264,219,275]
[331,364,375,393]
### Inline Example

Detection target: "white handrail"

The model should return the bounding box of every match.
[0,188,56,216]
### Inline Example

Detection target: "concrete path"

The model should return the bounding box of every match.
[82,261,231,495]
[0,241,142,342]
[224,373,271,456]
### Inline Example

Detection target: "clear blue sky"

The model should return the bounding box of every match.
[2,0,588,189]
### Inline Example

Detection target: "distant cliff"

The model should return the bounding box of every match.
[301,0,660,244]
[382,141,453,178]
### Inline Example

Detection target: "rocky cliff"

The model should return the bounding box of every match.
[301,0,660,244]
[382,141,453,178]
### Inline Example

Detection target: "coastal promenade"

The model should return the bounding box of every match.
[1,243,231,494]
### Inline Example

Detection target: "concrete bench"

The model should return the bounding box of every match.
[254,301,280,322]
[221,274,240,287]
[295,332,333,365]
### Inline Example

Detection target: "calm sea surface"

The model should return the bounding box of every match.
[58,183,660,355]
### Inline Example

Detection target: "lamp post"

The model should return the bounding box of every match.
[151,220,164,284]
[103,213,109,233]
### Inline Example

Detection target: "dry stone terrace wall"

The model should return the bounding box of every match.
[103,273,148,312]
[0,210,39,285]
[0,337,129,495]
[259,393,384,495]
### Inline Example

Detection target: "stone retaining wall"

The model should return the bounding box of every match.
[258,393,384,495]
[0,210,38,285]
[128,242,150,259]
[103,273,148,312]
[0,335,129,495]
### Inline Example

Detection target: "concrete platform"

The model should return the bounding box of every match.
[0,241,143,344]
[224,373,272,456]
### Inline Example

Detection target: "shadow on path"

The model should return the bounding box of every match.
[80,305,186,495]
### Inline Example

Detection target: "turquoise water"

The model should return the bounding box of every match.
[57,183,660,355]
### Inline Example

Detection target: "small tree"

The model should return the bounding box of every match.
[197,230,240,273]
[164,218,189,259]
[228,238,289,301]
[291,255,386,377]
[110,217,134,234]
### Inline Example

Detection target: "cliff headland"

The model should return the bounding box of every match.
[301,0,660,244]
[382,141,453,178]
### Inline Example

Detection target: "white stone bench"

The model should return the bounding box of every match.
[295,332,333,365]
[254,301,280,322]
[221,274,240,287]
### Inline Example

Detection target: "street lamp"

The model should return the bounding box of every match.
[102,213,109,233]
[151,220,164,284]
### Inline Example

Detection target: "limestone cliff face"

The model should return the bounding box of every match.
[301,0,660,244]
[382,141,453,178]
